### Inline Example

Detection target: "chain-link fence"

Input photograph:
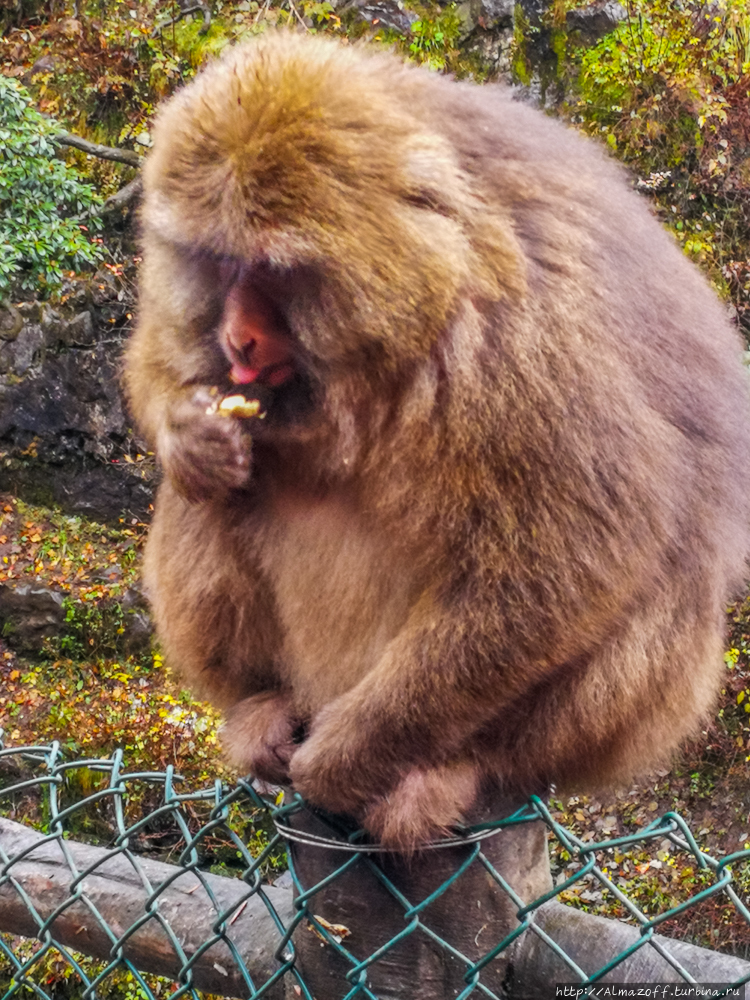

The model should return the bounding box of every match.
[1,735,750,999]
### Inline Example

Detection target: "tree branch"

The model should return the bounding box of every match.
[286,0,310,30]
[97,176,143,216]
[56,132,143,168]
[151,1,211,37]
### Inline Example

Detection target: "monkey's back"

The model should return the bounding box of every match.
[425,78,750,787]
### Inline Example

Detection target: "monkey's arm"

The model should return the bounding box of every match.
[289,432,674,847]
[288,585,547,832]
[144,481,300,780]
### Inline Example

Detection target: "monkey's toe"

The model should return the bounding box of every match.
[363,761,481,852]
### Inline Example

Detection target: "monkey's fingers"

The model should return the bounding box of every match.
[168,427,251,498]
[223,691,300,785]
[163,390,254,500]
[288,722,376,817]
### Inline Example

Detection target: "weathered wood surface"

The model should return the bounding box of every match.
[515,899,750,996]
[0,816,293,998]
[289,788,553,999]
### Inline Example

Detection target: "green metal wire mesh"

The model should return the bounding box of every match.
[1,735,750,1000]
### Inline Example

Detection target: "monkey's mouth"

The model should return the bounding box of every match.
[230,359,297,387]
[222,365,317,430]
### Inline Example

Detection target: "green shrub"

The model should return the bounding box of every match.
[575,0,750,169]
[0,76,104,295]
[408,5,462,72]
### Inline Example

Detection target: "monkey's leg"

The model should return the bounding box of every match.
[288,568,726,849]
[287,592,529,839]
[477,580,726,796]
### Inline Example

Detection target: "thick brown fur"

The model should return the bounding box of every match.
[125,30,750,851]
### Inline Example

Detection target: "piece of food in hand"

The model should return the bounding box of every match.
[219,395,264,418]
[206,393,265,419]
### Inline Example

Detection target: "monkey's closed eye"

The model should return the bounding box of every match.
[403,189,455,219]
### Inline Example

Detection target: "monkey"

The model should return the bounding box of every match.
[125,30,750,851]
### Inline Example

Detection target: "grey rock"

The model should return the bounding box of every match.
[98,302,129,327]
[121,608,152,655]
[39,307,96,348]
[39,304,65,342]
[121,583,147,612]
[25,54,57,79]
[0,323,45,376]
[0,302,23,343]
[458,0,513,35]
[566,0,627,42]
[0,345,124,440]
[63,311,96,347]
[0,583,64,655]
[516,0,553,24]
[90,271,121,307]
[481,0,514,23]
[119,585,153,655]
[58,277,91,311]
[341,0,418,34]
[0,270,155,523]
[462,24,514,73]
[456,1,477,35]
[15,302,41,323]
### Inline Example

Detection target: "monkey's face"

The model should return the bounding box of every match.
[141,34,523,383]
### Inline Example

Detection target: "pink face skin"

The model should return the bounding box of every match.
[220,283,296,388]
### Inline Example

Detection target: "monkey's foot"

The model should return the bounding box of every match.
[223,691,302,784]
[363,761,481,852]
[289,711,479,848]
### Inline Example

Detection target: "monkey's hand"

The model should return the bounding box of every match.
[160,387,252,502]
[223,691,302,785]
[289,708,475,849]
